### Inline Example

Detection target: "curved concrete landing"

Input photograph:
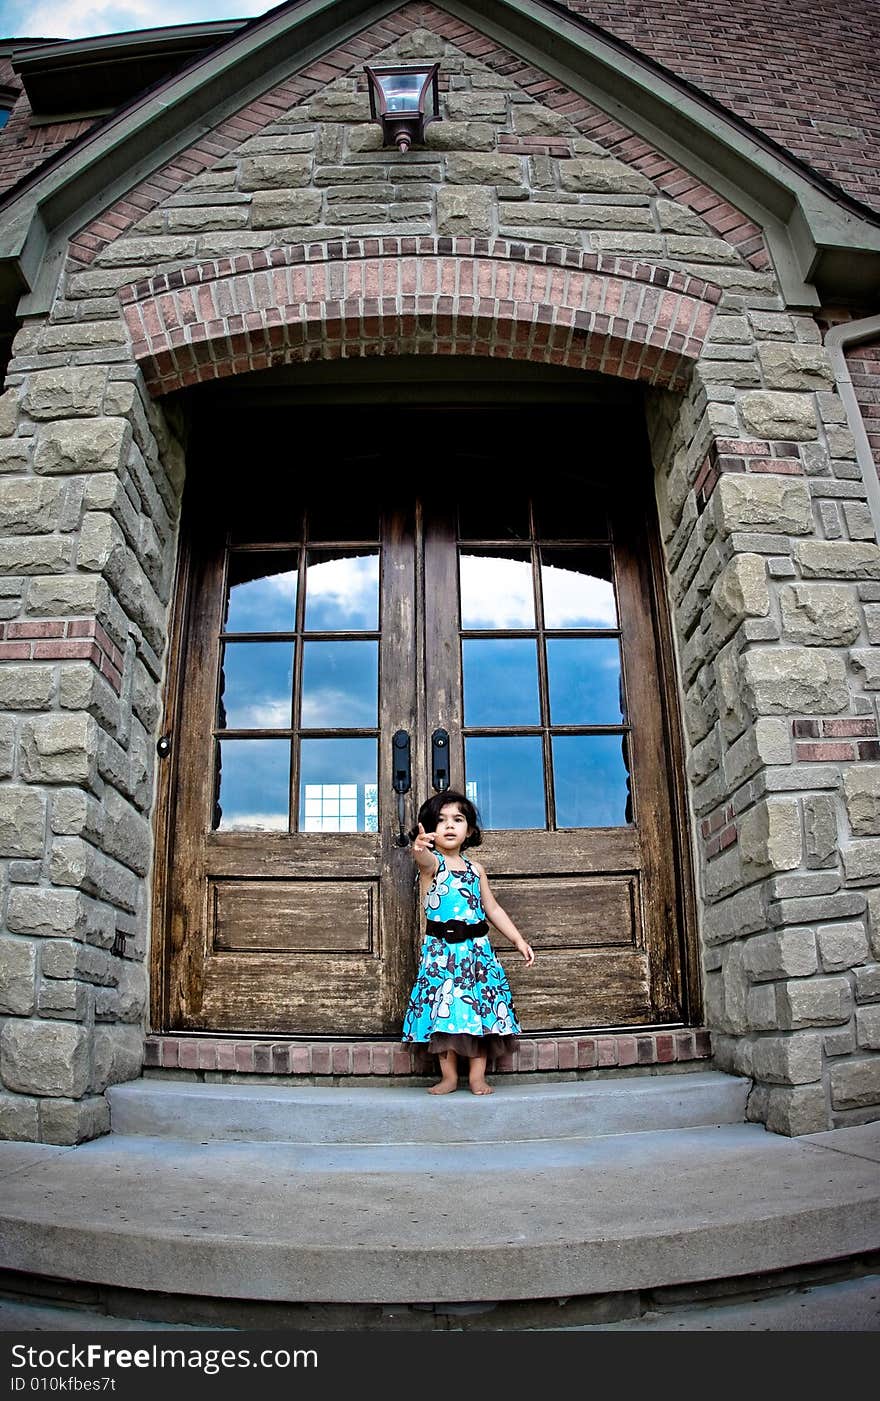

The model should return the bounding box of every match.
[107,1072,751,1144]
[1,1121,878,1305]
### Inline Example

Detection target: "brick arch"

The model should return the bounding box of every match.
[119,238,721,395]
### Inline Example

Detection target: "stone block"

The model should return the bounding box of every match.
[0,665,55,711]
[0,1091,39,1141]
[425,121,494,152]
[830,1057,880,1109]
[20,713,99,787]
[747,983,777,1031]
[0,1019,90,1097]
[843,501,876,541]
[710,553,769,641]
[764,1084,830,1136]
[436,184,493,236]
[744,927,818,980]
[25,573,102,618]
[723,718,791,789]
[855,963,880,1001]
[740,391,818,440]
[21,369,107,420]
[856,1005,880,1049]
[795,540,880,579]
[0,786,46,859]
[740,797,802,876]
[817,920,870,971]
[851,649,880,689]
[0,536,71,573]
[559,156,653,193]
[803,795,838,866]
[33,418,129,475]
[751,1032,822,1084]
[305,90,367,121]
[843,840,880,883]
[445,151,522,186]
[91,1024,143,1093]
[38,977,92,1019]
[703,884,768,946]
[740,647,848,715]
[778,975,851,1029]
[714,474,812,536]
[0,440,30,473]
[238,154,312,189]
[102,786,151,877]
[0,389,18,436]
[511,104,573,135]
[779,583,860,645]
[0,716,14,779]
[756,344,835,390]
[0,478,64,534]
[715,638,749,742]
[249,190,323,227]
[843,766,880,836]
[39,1094,109,1145]
[0,935,36,1014]
[445,90,507,119]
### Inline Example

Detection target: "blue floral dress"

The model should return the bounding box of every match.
[401,854,521,1057]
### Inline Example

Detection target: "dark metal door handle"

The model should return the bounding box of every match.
[431,728,450,792]
[392,729,411,846]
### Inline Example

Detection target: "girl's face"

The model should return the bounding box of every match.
[433,803,472,853]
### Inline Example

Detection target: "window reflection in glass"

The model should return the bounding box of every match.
[459,550,535,630]
[465,737,545,829]
[547,637,624,727]
[225,552,298,633]
[214,738,290,831]
[537,493,609,541]
[218,642,294,730]
[299,738,378,831]
[304,550,379,631]
[463,639,540,727]
[541,548,617,629]
[553,735,632,828]
[301,641,379,728]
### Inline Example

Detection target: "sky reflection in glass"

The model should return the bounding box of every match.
[225,553,297,633]
[465,737,545,829]
[541,548,617,629]
[299,738,378,832]
[218,642,294,730]
[459,551,534,629]
[301,642,378,728]
[463,639,540,727]
[305,551,379,631]
[547,638,624,726]
[215,738,290,831]
[553,735,631,828]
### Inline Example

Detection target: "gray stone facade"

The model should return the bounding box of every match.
[0,9,878,1142]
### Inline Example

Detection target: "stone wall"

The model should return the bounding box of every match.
[0,5,877,1140]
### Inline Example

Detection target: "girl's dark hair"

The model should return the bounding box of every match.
[410,790,483,849]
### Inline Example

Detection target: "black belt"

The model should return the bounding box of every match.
[426,918,488,944]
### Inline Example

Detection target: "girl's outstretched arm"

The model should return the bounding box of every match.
[411,821,439,875]
[475,863,535,966]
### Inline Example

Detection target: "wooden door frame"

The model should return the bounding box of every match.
[150,385,701,1036]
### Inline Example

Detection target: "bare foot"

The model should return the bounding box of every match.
[428,1078,458,1095]
[468,1078,494,1095]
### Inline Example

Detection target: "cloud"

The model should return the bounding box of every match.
[0,0,271,41]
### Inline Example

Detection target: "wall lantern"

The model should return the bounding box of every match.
[364,63,440,153]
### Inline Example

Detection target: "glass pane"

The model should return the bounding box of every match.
[218,642,294,730]
[547,638,624,726]
[299,739,378,831]
[214,738,290,831]
[465,737,545,830]
[304,550,379,631]
[225,552,298,633]
[301,641,378,728]
[553,735,632,828]
[541,548,617,629]
[458,484,529,542]
[463,639,540,727]
[459,550,535,629]
[537,489,609,540]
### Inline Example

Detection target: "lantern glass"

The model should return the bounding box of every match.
[377,70,424,114]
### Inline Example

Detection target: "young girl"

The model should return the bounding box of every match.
[401,790,535,1095]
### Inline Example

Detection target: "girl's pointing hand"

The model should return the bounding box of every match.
[412,822,435,854]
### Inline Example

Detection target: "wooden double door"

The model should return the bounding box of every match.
[157,409,692,1037]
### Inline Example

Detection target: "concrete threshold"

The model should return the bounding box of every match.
[0,1120,878,1307]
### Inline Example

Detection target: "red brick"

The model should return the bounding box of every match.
[596,1036,618,1067]
[310,1045,332,1075]
[795,741,856,762]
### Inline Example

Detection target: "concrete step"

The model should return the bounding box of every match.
[1,1121,879,1308]
[106,1071,751,1144]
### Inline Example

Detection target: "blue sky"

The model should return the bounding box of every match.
[0,1,272,40]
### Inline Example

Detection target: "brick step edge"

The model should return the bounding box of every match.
[144,1029,711,1076]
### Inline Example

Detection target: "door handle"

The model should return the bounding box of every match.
[392,729,411,846]
[431,728,450,792]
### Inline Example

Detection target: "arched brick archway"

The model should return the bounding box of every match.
[119,237,720,396]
